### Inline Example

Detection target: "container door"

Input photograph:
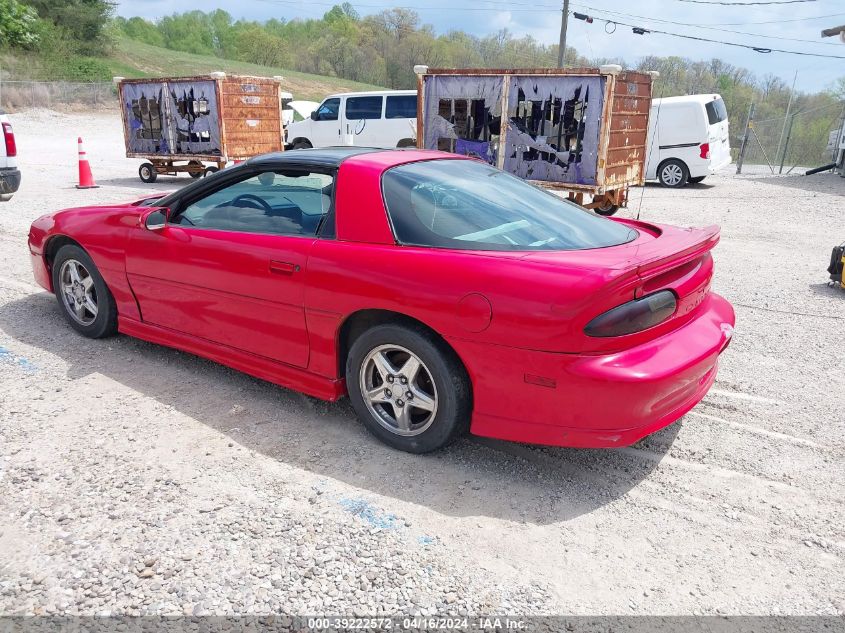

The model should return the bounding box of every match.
[165,80,222,157]
[420,75,504,164]
[501,75,605,186]
[121,81,169,155]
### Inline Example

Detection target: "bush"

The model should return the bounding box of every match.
[45,55,112,81]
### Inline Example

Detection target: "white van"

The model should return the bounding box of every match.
[286,90,417,150]
[645,94,731,187]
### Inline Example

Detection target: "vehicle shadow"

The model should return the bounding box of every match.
[808,282,844,299]
[96,176,192,191]
[746,173,845,197]
[0,291,680,526]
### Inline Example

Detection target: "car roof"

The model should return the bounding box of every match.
[248,147,385,168]
[652,94,722,106]
[322,90,416,99]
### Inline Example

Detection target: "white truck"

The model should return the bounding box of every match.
[0,110,20,201]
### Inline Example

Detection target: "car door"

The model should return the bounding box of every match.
[125,167,335,368]
[343,95,385,147]
[310,97,341,147]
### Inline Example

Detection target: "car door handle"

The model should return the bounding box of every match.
[269,261,298,275]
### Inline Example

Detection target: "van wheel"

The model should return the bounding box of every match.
[658,159,689,188]
[292,139,312,150]
[689,176,706,184]
[397,138,416,148]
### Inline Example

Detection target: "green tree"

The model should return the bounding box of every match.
[22,0,113,55]
[0,0,40,49]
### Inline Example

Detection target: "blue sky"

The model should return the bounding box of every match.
[114,0,845,92]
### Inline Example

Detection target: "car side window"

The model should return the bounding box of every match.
[315,98,340,121]
[172,170,334,237]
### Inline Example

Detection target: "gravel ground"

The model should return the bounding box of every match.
[0,109,843,617]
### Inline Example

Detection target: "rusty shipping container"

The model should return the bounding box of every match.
[415,66,654,214]
[115,73,284,182]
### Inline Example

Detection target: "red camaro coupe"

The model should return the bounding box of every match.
[28,148,734,453]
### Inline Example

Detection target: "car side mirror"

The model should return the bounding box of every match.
[142,208,169,231]
[310,110,319,121]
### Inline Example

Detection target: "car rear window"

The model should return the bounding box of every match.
[346,96,383,120]
[382,159,637,251]
[385,95,417,119]
[705,98,728,125]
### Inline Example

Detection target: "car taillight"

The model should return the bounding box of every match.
[699,142,710,159]
[2,123,17,157]
[584,290,677,337]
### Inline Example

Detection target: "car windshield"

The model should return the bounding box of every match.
[382,160,638,251]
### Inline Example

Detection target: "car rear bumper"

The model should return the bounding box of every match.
[452,293,735,448]
[0,167,21,198]
[708,154,732,173]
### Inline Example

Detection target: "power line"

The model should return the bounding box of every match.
[572,4,843,45]
[572,14,845,58]
[675,0,818,4]
[690,11,845,25]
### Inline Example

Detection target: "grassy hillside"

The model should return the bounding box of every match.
[107,37,385,102]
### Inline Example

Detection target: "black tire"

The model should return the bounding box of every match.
[657,159,689,188]
[188,160,203,178]
[292,139,312,150]
[346,323,471,453]
[204,166,219,178]
[593,200,619,216]
[689,176,706,184]
[139,163,157,183]
[396,138,416,148]
[52,245,118,339]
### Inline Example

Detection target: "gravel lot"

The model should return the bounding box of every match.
[0,109,843,617]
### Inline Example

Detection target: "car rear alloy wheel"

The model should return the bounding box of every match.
[360,344,438,437]
[346,324,471,453]
[658,159,689,188]
[52,245,118,339]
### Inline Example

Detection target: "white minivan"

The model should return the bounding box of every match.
[645,94,731,187]
[285,90,417,150]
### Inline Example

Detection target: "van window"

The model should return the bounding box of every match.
[705,98,727,125]
[385,95,417,119]
[315,98,340,121]
[346,96,383,120]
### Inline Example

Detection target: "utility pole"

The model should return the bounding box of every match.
[736,102,755,174]
[775,70,798,168]
[557,0,570,68]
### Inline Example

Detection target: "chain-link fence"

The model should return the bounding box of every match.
[0,81,115,111]
[736,101,845,175]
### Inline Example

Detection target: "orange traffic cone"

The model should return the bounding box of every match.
[75,137,99,189]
